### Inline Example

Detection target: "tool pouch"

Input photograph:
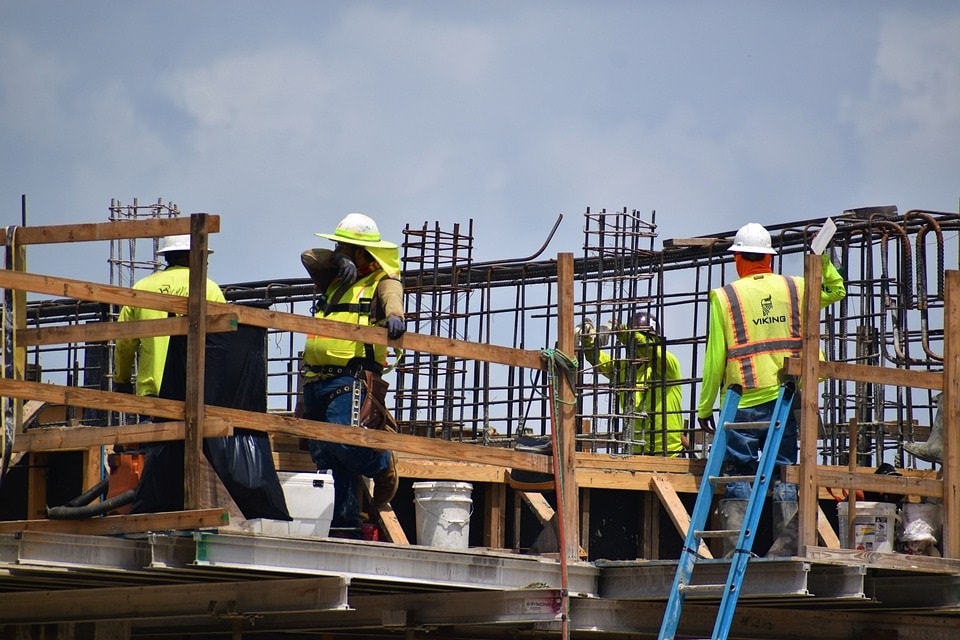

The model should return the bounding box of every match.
[359,370,390,431]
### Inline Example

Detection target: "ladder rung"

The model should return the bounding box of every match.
[708,474,756,485]
[695,528,741,539]
[722,420,770,431]
[679,583,728,596]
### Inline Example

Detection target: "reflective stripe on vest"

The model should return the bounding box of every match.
[718,274,802,389]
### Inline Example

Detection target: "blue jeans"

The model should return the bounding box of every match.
[303,374,391,529]
[722,398,798,501]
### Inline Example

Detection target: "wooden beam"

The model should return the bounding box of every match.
[17,312,239,346]
[555,252,580,562]
[484,482,507,549]
[798,254,822,555]
[0,216,219,246]
[649,474,712,559]
[804,545,960,574]
[783,357,942,391]
[782,465,943,499]
[0,270,544,370]
[0,508,228,535]
[943,270,960,557]
[817,505,841,549]
[518,491,555,525]
[13,418,232,452]
[183,213,212,510]
[0,379,553,474]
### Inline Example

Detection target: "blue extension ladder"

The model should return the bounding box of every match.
[658,382,796,640]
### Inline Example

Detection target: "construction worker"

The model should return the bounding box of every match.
[114,234,226,399]
[300,212,406,536]
[577,311,686,456]
[697,222,845,556]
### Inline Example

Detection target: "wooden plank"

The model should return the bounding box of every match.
[519,491,555,525]
[0,379,553,474]
[943,270,960,557]
[0,270,544,370]
[0,216,218,246]
[782,465,943,499]
[783,357,943,391]
[17,313,238,346]
[484,481,506,549]
[555,252,579,563]
[798,254,822,555]
[662,237,730,248]
[366,500,408,545]
[803,545,960,574]
[649,474,712,559]
[12,418,232,452]
[817,505,841,549]
[183,214,212,510]
[0,508,228,534]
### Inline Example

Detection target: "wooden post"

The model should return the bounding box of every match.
[942,270,960,557]
[556,252,580,562]
[798,254,822,554]
[183,214,211,510]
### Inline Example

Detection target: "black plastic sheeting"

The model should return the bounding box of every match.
[131,304,290,521]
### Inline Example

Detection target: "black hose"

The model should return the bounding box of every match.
[62,476,110,507]
[46,489,136,519]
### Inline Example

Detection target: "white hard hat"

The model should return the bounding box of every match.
[156,234,214,255]
[729,222,776,255]
[316,213,397,249]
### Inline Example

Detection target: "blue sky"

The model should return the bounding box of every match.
[2,1,958,286]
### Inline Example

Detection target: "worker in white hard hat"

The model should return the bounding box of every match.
[576,310,687,456]
[115,234,225,400]
[299,213,405,536]
[696,221,845,556]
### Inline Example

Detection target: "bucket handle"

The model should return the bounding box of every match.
[415,497,474,525]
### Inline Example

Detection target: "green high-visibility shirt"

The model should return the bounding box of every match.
[114,265,225,397]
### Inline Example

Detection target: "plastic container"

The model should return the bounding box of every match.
[242,471,334,538]
[898,502,943,554]
[412,481,473,549]
[837,501,898,553]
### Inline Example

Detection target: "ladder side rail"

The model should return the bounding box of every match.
[712,382,796,639]
[658,385,742,640]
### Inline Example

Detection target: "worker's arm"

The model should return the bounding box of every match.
[300,248,338,290]
[376,276,406,338]
[696,291,727,422]
[819,252,846,306]
[114,305,138,387]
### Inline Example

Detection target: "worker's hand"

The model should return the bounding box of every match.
[115,382,134,395]
[697,416,716,433]
[333,253,358,286]
[574,320,596,349]
[384,314,406,339]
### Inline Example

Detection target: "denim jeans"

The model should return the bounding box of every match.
[303,374,391,529]
[722,398,798,501]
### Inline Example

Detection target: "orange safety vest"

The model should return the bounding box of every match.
[716,273,802,390]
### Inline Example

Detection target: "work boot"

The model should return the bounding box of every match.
[766,500,799,557]
[716,499,748,558]
[905,393,943,464]
[372,451,399,506]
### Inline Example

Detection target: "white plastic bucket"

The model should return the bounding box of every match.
[412,481,473,549]
[837,501,898,553]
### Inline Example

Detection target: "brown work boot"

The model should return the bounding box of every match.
[373,451,398,506]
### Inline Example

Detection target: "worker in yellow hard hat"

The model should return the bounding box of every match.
[299,213,406,537]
